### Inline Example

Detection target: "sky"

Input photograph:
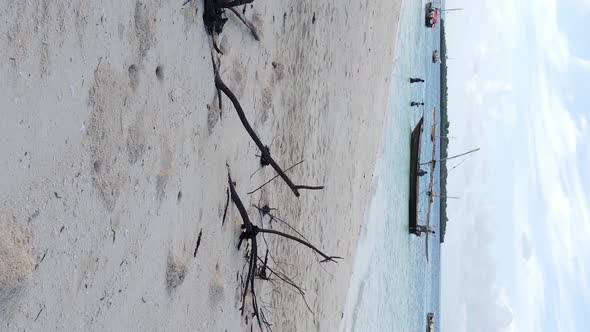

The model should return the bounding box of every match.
[441,0,590,331]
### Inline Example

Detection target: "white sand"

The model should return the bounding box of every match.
[0,0,401,330]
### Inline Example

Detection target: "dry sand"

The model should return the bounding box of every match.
[0,0,401,330]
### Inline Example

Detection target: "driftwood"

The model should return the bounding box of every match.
[227,7,260,41]
[253,205,323,314]
[193,229,203,257]
[215,0,254,9]
[192,2,337,330]
[227,172,339,330]
[203,1,322,198]
[203,0,229,35]
[203,0,259,45]
[217,76,324,197]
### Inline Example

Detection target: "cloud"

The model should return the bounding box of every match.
[573,0,590,11]
[578,114,588,136]
[445,0,590,331]
[510,173,549,331]
[530,0,571,70]
[521,233,532,261]
[514,55,590,332]
[442,204,514,332]
[513,254,546,331]
[573,56,590,72]
[484,0,519,49]
[529,0,590,73]
[530,69,589,238]
[463,74,516,129]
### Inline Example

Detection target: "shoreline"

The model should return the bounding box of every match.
[1,1,402,330]
[338,0,444,328]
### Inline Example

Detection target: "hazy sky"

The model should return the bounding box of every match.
[441,0,589,331]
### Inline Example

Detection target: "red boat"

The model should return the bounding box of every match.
[425,3,439,28]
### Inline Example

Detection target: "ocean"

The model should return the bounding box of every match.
[340,1,442,331]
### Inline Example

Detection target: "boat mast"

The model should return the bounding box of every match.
[420,148,480,165]
[430,194,460,199]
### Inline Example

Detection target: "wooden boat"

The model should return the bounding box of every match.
[409,117,424,235]
[425,2,438,28]
[427,312,435,331]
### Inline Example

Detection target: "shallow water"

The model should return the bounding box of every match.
[341,0,442,331]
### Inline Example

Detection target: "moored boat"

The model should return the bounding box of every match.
[432,50,440,63]
[425,3,439,28]
[408,117,424,235]
[427,312,435,332]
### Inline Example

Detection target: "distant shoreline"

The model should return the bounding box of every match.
[439,19,450,243]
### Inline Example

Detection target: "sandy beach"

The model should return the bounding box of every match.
[1,1,401,330]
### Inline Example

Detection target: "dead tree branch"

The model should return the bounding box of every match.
[228,7,260,41]
[256,256,314,315]
[218,78,323,197]
[228,171,338,330]
[222,188,230,225]
[203,0,257,41]
[256,228,341,263]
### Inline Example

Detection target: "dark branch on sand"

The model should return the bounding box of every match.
[193,229,203,257]
[256,228,341,263]
[204,3,323,198]
[227,170,338,330]
[222,188,230,225]
[218,77,323,197]
[294,185,324,191]
[228,7,260,41]
[203,0,258,51]
[207,36,224,112]
[257,256,314,315]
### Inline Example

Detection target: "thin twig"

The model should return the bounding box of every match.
[228,7,260,41]
[295,185,324,191]
[250,165,264,179]
[248,160,305,195]
[257,256,314,315]
[34,249,49,270]
[34,307,43,321]
[257,228,341,263]
[222,188,230,225]
[193,229,203,257]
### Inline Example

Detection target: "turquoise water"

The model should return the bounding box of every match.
[341,1,441,331]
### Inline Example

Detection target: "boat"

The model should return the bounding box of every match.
[427,312,435,332]
[408,117,424,235]
[430,125,436,142]
[426,2,463,28]
[425,2,439,28]
[432,50,440,63]
[430,107,437,142]
[421,147,481,166]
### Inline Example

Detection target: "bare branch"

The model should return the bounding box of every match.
[218,78,323,197]
[256,228,341,263]
[228,7,260,41]
[248,160,305,195]
[222,188,230,225]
